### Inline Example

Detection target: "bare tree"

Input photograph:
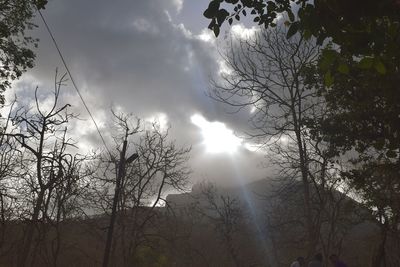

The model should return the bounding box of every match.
[0,99,21,259]
[41,152,93,267]
[262,157,361,265]
[3,72,81,267]
[117,122,190,266]
[198,183,244,267]
[101,111,140,267]
[209,26,353,260]
[85,111,191,267]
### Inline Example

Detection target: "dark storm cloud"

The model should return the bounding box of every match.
[9,0,272,185]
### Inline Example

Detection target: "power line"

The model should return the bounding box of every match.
[37,8,113,157]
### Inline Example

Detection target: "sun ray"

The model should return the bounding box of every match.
[191,113,242,154]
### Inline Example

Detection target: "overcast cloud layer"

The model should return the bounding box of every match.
[7,0,275,187]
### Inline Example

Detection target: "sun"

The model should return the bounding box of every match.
[191,114,242,154]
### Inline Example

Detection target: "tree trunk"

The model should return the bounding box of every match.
[372,222,388,267]
[293,113,316,257]
[18,190,45,267]
[102,139,128,267]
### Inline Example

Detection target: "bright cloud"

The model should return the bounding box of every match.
[191,113,242,154]
[172,0,183,13]
[145,112,169,132]
[231,24,259,39]
[197,28,216,43]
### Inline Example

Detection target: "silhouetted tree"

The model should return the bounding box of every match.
[4,72,80,267]
[85,111,191,267]
[209,26,326,256]
[205,2,400,263]
[203,0,399,79]
[305,42,400,267]
[0,99,20,257]
[0,0,48,103]
[195,183,244,267]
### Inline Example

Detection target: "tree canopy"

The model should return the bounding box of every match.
[0,0,47,104]
[203,0,400,77]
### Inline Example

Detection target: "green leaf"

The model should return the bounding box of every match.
[217,9,229,25]
[337,63,349,74]
[267,1,276,12]
[324,50,337,62]
[37,0,48,9]
[204,9,215,19]
[388,23,398,37]
[358,57,374,69]
[203,1,220,19]
[374,60,386,74]
[287,22,299,39]
[213,26,220,37]
[288,10,295,22]
[324,71,334,87]
[316,34,326,45]
[320,49,337,70]
[373,139,385,150]
[208,18,216,30]
[386,150,397,158]
[303,29,312,40]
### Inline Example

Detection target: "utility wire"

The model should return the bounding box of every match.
[37,8,113,158]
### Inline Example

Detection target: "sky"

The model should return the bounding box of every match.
[7,0,275,187]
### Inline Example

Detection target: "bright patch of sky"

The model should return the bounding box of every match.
[197,28,216,43]
[231,24,259,39]
[191,113,242,154]
[145,112,169,132]
[172,0,184,13]
[244,142,264,152]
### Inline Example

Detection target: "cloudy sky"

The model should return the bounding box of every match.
[8,0,275,187]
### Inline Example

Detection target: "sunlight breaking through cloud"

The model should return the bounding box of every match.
[191,113,242,154]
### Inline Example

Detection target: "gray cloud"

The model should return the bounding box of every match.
[8,0,272,186]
